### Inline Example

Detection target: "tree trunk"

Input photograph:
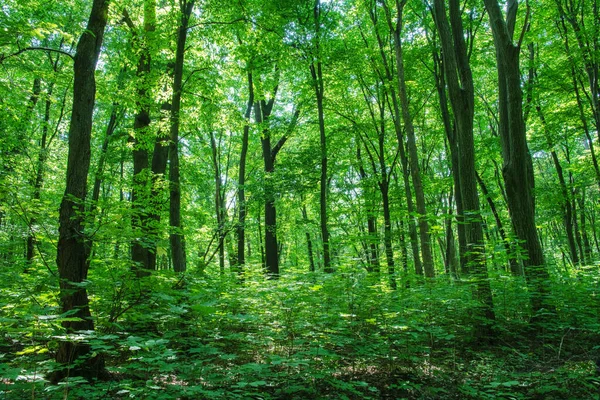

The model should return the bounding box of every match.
[476,172,522,275]
[431,32,468,273]
[357,144,380,273]
[27,75,64,269]
[388,0,434,277]
[381,182,396,289]
[210,131,226,274]
[375,3,423,276]
[301,203,316,272]
[169,0,195,273]
[52,0,109,382]
[237,71,254,271]
[433,0,495,326]
[129,2,155,275]
[311,0,332,273]
[484,0,554,317]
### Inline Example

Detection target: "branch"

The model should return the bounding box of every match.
[1,46,74,63]
[271,107,300,161]
[187,17,246,30]
[517,0,531,49]
[121,8,137,32]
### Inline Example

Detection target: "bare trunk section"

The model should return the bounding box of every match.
[210,131,226,274]
[357,144,380,273]
[431,47,468,273]
[253,74,298,277]
[237,71,254,272]
[311,0,332,273]
[386,0,434,277]
[484,0,554,317]
[169,0,195,273]
[432,0,495,325]
[52,0,109,382]
[374,2,424,276]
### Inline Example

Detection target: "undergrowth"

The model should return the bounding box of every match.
[1,261,600,399]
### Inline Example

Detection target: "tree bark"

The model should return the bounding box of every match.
[431,47,468,273]
[311,0,332,273]
[374,2,423,276]
[432,0,495,325]
[210,130,226,274]
[169,0,195,273]
[124,2,157,276]
[237,71,254,271]
[484,0,554,317]
[52,0,109,382]
[301,203,316,272]
[386,0,434,277]
[357,144,380,273]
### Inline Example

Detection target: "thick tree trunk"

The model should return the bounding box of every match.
[52,0,109,382]
[433,0,495,327]
[484,0,554,317]
[169,0,195,273]
[123,2,157,276]
[255,99,279,276]
[146,101,172,271]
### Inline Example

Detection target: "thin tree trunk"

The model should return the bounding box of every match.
[169,0,195,273]
[210,131,226,274]
[476,172,521,275]
[373,4,423,276]
[237,71,254,272]
[388,0,434,277]
[357,144,380,273]
[301,203,316,272]
[27,73,65,269]
[311,0,332,273]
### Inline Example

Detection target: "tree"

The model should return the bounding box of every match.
[237,70,254,271]
[169,0,195,273]
[379,0,435,277]
[431,0,495,324]
[254,72,300,276]
[483,0,554,316]
[52,0,110,381]
[310,0,333,273]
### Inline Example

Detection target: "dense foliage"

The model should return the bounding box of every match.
[1,0,600,398]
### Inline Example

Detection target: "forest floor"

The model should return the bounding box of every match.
[1,263,600,399]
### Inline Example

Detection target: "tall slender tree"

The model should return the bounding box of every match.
[169,0,195,273]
